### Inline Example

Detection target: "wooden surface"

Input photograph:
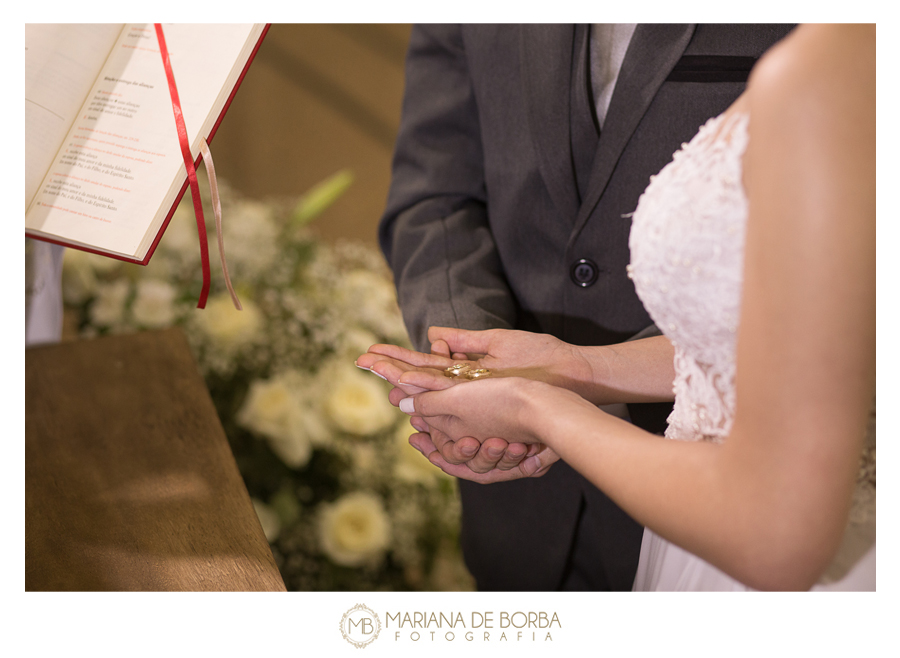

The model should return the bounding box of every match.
[25,328,286,591]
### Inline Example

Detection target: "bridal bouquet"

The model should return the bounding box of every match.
[61,171,474,591]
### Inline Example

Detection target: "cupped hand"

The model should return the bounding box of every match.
[407,431,558,483]
[408,415,538,473]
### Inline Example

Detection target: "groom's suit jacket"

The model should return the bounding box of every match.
[380,24,795,590]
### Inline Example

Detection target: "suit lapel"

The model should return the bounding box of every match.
[519,24,579,221]
[570,24,696,243]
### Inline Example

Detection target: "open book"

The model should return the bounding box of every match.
[25,24,268,263]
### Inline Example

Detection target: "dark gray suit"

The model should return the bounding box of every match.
[380,24,794,590]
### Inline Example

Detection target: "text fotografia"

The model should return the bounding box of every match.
[386,611,560,642]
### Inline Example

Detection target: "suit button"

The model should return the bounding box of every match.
[570,259,599,287]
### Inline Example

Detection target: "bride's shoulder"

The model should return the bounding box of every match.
[747,24,874,122]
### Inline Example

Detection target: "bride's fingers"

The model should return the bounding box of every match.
[387,383,430,405]
[365,343,454,369]
[399,385,475,419]
[360,352,465,394]
[366,359,449,396]
[367,359,408,384]
[389,386,412,407]
[355,351,413,373]
[398,369,460,391]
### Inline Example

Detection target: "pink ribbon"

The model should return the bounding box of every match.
[198,137,242,310]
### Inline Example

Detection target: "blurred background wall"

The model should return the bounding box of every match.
[209,24,413,248]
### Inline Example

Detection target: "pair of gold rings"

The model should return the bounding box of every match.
[443,363,492,380]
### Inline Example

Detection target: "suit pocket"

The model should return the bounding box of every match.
[666,56,758,82]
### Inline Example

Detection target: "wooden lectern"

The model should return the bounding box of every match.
[25,328,286,591]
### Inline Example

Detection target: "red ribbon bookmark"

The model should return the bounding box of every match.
[154,23,211,309]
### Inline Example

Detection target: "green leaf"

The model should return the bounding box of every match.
[290,169,354,227]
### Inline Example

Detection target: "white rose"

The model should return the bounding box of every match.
[131,279,178,328]
[318,491,391,567]
[237,372,328,469]
[323,362,398,436]
[394,422,450,485]
[195,293,262,352]
[251,498,282,543]
[238,377,295,437]
[89,279,131,327]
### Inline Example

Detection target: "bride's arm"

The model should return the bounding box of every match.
[404,24,875,590]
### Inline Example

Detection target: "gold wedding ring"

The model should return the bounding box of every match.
[465,368,492,380]
[444,363,471,377]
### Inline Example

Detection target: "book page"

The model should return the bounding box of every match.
[25,24,124,207]
[25,24,261,259]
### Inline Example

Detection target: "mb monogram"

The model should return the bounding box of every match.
[339,604,382,648]
[340,605,560,646]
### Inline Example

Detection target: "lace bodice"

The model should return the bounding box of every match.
[627,112,875,586]
[628,112,749,443]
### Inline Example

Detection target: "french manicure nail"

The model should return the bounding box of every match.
[399,398,415,414]
[356,362,389,381]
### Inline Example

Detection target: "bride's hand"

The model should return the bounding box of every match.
[355,346,463,397]
[356,328,582,473]
[399,376,562,445]
[356,347,533,471]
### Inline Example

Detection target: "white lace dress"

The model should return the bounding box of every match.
[626,112,875,591]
